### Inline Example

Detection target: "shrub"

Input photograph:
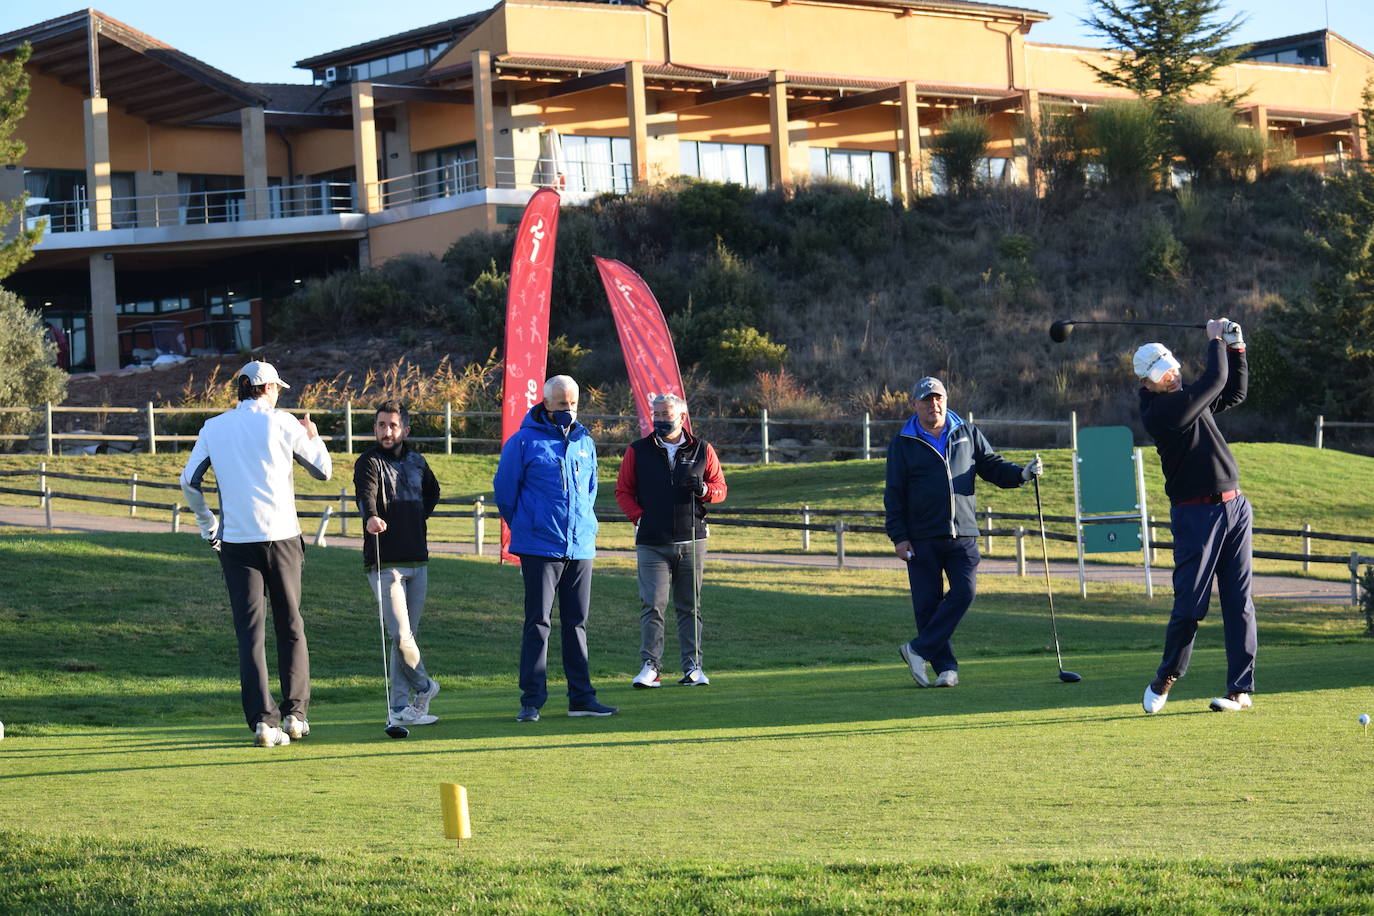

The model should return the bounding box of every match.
[670,179,765,256]
[1224,126,1269,181]
[1138,215,1187,285]
[1090,99,1161,197]
[0,288,68,449]
[931,110,993,196]
[1171,102,1241,184]
[1024,106,1091,197]
[706,326,787,382]
[546,334,590,378]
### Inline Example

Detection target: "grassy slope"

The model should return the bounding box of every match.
[1,531,1371,912]
[1,442,1370,574]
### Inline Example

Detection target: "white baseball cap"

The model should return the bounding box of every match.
[238,360,291,389]
[1132,343,1180,383]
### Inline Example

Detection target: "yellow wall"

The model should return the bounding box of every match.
[408,101,479,154]
[368,206,495,262]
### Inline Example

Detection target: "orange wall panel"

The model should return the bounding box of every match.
[408,102,479,154]
[368,206,494,262]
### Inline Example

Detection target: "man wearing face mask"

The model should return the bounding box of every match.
[884,376,1042,688]
[1135,319,1257,715]
[615,393,728,689]
[494,375,616,722]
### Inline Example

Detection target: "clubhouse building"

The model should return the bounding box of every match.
[2,1,1371,371]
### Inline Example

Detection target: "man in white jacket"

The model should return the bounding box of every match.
[181,361,332,747]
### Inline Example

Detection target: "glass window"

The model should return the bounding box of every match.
[562,135,632,194]
[406,49,425,69]
[678,141,769,189]
[810,148,895,199]
[414,143,478,200]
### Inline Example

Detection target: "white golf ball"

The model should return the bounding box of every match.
[1360,714,1371,726]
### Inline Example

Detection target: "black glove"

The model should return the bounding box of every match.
[673,464,705,496]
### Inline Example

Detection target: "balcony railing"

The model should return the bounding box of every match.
[375,157,633,210]
[26,181,358,234]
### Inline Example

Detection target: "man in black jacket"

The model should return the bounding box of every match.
[354,401,442,728]
[884,377,1042,687]
[1136,320,1257,714]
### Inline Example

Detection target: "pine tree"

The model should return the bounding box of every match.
[1,43,40,281]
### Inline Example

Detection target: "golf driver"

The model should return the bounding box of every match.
[375,532,409,739]
[1032,463,1081,683]
[1050,318,1206,343]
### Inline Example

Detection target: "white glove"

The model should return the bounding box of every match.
[1223,319,1244,350]
[1021,454,1044,481]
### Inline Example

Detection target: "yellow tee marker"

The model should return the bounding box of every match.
[440,783,472,844]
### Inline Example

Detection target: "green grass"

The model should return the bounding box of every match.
[2,442,1372,576]
[1,531,1372,912]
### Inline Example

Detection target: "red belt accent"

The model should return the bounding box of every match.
[1173,489,1239,507]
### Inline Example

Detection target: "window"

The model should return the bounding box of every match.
[1240,42,1325,67]
[326,40,453,84]
[22,168,136,230]
[679,141,769,189]
[178,174,246,224]
[562,135,633,194]
[808,148,894,199]
[415,143,478,200]
[929,157,1012,194]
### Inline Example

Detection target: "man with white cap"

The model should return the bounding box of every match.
[1135,319,1257,715]
[884,376,1043,687]
[181,361,332,747]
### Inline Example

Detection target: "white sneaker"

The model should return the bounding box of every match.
[390,705,438,726]
[1142,676,1176,715]
[933,670,959,688]
[254,722,290,747]
[414,678,440,716]
[1209,692,1253,712]
[678,666,710,686]
[283,714,310,740]
[632,663,661,689]
[899,643,930,687]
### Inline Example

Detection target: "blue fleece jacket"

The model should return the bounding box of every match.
[493,404,599,559]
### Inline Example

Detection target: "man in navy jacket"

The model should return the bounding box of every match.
[494,375,616,722]
[884,376,1042,687]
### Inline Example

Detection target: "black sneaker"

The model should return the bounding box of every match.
[568,699,618,717]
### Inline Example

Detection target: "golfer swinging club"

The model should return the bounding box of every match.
[1136,319,1257,714]
[615,393,727,689]
[181,361,332,748]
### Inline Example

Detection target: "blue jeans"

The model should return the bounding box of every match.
[904,536,980,673]
[518,556,596,709]
[1157,494,1257,693]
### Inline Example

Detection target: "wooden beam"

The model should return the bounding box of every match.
[264,112,355,131]
[1291,116,1354,139]
[656,75,773,113]
[370,84,474,105]
[974,93,1024,114]
[792,85,899,119]
[514,66,626,104]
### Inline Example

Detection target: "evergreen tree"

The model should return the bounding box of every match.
[1,44,40,280]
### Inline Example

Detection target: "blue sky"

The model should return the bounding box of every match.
[3,0,1370,85]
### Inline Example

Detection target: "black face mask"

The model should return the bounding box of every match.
[653,420,680,438]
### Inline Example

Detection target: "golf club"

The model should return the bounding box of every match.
[1050,318,1207,343]
[375,532,409,739]
[1032,463,1081,683]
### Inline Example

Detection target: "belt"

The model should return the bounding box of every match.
[1173,489,1239,507]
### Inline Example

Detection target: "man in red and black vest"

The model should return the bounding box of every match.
[615,393,727,688]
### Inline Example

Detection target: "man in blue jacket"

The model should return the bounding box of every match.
[494,375,617,722]
[884,376,1042,687]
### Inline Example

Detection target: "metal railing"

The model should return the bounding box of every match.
[27,181,358,233]
[375,157,634,210]
[1314,415,1374,449]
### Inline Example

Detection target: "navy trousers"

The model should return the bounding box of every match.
[518,556,597,709]
[904,536,980,673]
[1157,494,1257,693]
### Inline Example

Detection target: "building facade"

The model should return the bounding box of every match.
[2,1,1371,371]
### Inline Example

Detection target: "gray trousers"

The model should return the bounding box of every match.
[368,565,431,712]
[637,541,706,672]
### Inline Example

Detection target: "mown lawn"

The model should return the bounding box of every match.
[1,531,1371,913]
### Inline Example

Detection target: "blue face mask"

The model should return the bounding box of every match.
[653,419,680,438]
[551,409,576,428]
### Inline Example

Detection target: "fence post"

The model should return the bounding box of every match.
[1351,552,1361,606]
[337,489,348,537]
[1302,523,1311,573]
[171,503,180,533]
[146,402,157,455]
[1070,410,1078,452]
[129,473,138,517]
[801,504,810,551]
[37,461,46,507]
[1015,526,1026,576]
[344,401,354,454]
[1147,515,1156,565]
[44,402,53,456]
[761,408,770,465]
[315,506,333,547]
[834,519,845,568]
[474,496,486,556]
[983,505,994,554]
[1315,415,1323,450]
[445,402,453,455]
[43,488,52,529]
[862,412,871,461]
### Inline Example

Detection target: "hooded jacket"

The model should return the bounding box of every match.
[493,403,599,559]
[884,410,1027,543]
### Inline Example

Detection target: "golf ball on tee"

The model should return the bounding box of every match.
[1360,714,1371,726]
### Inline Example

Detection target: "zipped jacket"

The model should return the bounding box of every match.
[354,444,441,570]
[884,410,1027,543]
[493,404,599,559]
[614,432,727,545]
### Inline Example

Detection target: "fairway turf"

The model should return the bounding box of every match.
[1,532,1372,912]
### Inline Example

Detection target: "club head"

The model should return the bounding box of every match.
[1058,670,1082,683]
[1049,320,1074,343]
[384,724,409,739]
